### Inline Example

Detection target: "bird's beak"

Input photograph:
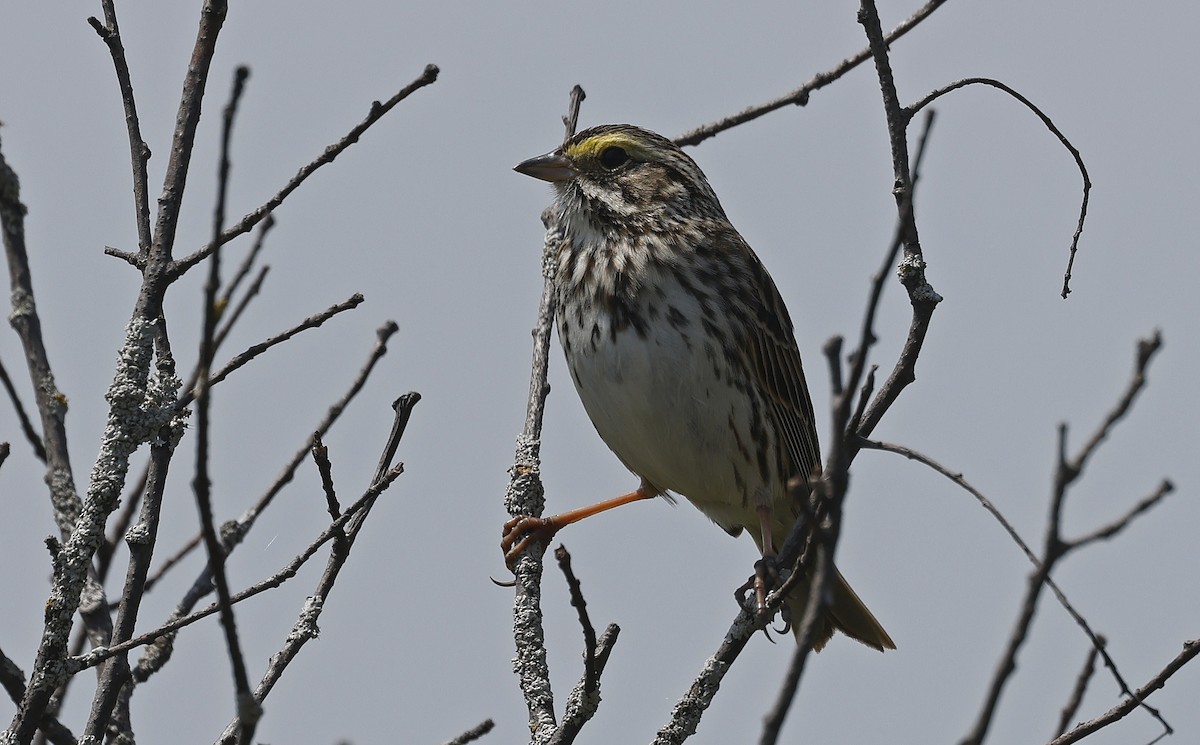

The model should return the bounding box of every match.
[514,151,576,183]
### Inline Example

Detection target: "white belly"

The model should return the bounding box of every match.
[559,288,776,535]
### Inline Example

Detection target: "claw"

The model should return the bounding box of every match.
[774,603,793,635]
[501,514,560,568]
[734,575,756,611]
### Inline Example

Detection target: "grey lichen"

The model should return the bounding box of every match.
[504,434,546,517]
[287,596,323,643]
[8,286,35,321]
[896,254,943,304]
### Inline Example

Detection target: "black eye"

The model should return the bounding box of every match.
[598,146,629,170]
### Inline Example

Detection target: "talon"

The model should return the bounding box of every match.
[774,603,793,635]
[501,514,559,567]
[734,576,756,611]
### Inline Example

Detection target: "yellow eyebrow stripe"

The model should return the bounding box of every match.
[564,132,647,161]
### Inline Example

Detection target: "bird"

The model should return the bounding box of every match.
[504,123,894,652]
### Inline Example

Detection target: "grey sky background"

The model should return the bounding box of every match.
[2,2,1197,744]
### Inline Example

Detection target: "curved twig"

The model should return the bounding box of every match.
[906,77,1090,298]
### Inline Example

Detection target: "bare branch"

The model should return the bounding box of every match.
[87,0,152,254]
[1,113,84,547]
[216,395,419,744]
[561,86,586,147]
[190,63,260,745]
[1048,640,1200,745]
[1054,641,1102,739]
[906,77,1091,298]
[139,321,399,673]
[102,222,276,587]
[555,546,598,696]
[169,64,440,279]
[442,719,496,745]
[673,0,949,147]
[506,85,587,743]
[175,293,365,409]
[83,429,175,742]
[218,213,275,314]
[550,624,620,745]
[0,647,75,745]
[1060,332,1162,485]
[77,466,405,672]
[0,355,45,462]
[544,546,619,745]
[1066,480,1174,550]
[311,433,342,522]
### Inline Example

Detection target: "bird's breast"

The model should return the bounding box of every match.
[556,265,778,534]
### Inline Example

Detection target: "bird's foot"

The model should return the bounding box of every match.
[734,557,790,638]
[501,515,559,568]
[753,555,781,616]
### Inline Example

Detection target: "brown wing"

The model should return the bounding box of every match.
[736,238,821,493]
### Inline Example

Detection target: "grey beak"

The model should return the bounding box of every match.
[514,151,576,183]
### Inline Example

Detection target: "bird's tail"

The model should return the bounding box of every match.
[786,566,895,652]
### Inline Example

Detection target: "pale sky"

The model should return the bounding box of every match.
[1,2,1197,744]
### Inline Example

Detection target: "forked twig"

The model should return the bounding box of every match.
[216,394,419,744]
[858,333,1177,745]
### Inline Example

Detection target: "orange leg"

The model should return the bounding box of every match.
[756,505,776,558]
[502,487,655,565]
[753,505,779,615]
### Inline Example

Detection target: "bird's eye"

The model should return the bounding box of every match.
[598,146,629,170]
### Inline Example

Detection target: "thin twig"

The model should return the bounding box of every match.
[87,0,152,254]
[1066,480,1173,550]
[1061,332,1161,485]
[906,77,1090,298]
[555,546,598,696]
[549,624,620,745]
[441,719,496,745]
[175,293,365,409]
[76,468,405,672]
[0,356,46,462]
[168,64,440,278]
[561,86,586,147]
[191,64,259,745]
[1048,640,1200,745]
[849,0,942,445]
[1054,640,1102,738]
[673,0,948,147]
[311,433,342,522]
[215,395,419,745]
[217,213,275,314]
[1,108,84,546]
[138,321,399,679]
